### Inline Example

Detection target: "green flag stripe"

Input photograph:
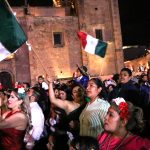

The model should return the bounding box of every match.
[95,40,107,58]
[0,0,27,53]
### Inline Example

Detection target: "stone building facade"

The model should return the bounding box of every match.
[0,0,124,88]
[125,53,150,75]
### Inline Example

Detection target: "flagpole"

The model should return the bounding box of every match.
[5,0,14,15]
[74,0,89,68]
[28,46,49,75]
[4,0,20,23]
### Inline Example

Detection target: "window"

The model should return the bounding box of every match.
[95,29,103,41]
[53,32,64,47]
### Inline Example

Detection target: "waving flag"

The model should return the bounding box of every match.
[0,0,27,61]
[77,31,107,58]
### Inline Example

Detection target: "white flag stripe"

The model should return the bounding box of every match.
[0,42,11,61]
[84,35,98,54]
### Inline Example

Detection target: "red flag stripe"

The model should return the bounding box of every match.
[77,31,87,48]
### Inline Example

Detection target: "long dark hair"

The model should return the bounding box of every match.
[89,78,108,100]
[59,83,73,101]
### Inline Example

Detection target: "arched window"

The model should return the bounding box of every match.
[0,71,13,90]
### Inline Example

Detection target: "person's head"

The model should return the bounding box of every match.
[120,68,132,84]
[104,97,144,135]
[138,73,148,85]
[6,88,31,131]
[59,83,72,100]
[76,65,88,77]
[7,88,26,110]
[71,84,85,103]
[70,136,99,150]
[29,90,39,103]
[86,78,107,101]
[27,88,34,97]
[53,84,60,98]
[23,82,30,92]
[54,88,60,99]
[112,73,120,84]
[38,75,44,84]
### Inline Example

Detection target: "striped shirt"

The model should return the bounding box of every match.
[79,98,110,138]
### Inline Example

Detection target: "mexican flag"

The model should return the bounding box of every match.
[0,0,27,61]
[77,31,107,58]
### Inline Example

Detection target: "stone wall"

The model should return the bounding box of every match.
[0,0,124,85]
[77,0,124,76]
[25,14,82,84]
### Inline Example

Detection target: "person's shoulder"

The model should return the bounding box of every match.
[125,134,150,148]
[31,103,43,112]
[97,98,110,105]
[13,111,28,121]
[97,98,110,110]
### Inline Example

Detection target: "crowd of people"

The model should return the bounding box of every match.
[0,65,149,150]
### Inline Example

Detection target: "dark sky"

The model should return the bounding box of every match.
[8,0,150,46]
[118,0,150,46]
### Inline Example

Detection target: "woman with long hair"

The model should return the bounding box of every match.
[0,88,31,150]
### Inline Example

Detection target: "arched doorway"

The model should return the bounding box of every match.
[0,72,13,90]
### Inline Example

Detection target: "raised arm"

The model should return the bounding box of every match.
[47,76,68,111]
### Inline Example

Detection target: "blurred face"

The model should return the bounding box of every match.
[142,75,148,82]
[86,80,101,101]
[59,90,67,100]
[76,69,82,77]
[29,95,36,102]
[7,91,22,109]
[72,86,80,100]
[120,71,131,84]
[27,88,34,97]
[104,106,121,133]
[38,78,44,83]
[54,89,59,98]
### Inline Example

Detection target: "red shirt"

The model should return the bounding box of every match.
[97,132,150,150]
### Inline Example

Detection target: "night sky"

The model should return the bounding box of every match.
[118,0,150,46]
[8,0,150,46]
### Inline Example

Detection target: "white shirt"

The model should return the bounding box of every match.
[42,82,49,90]
[30,102,45,141]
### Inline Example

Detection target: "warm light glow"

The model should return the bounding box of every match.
[124,61,131,63]
[57,71,71,79]
[53,0,62,7]
[122,45,138,49]
[4,53,14,60]
[26,41,32,51]
[107,41,113,44]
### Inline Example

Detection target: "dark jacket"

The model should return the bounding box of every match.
[108,80,141,107]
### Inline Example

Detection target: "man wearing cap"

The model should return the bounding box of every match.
[73,65,89,88]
